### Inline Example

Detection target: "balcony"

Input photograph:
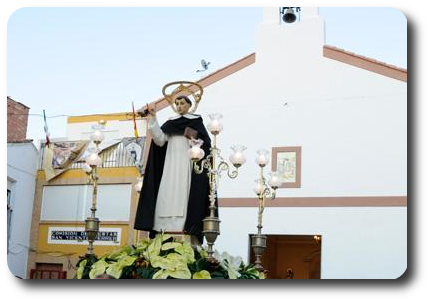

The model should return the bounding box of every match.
[38,137,145,172]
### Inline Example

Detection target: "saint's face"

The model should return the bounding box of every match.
[175,99,191,115]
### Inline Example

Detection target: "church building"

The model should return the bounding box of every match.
[26,7,406,279]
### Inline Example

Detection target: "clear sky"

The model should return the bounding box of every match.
[7,7,407,143]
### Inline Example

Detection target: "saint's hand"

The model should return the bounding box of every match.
[138,103,156,117]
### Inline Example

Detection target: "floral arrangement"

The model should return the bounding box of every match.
[76,234,264,279]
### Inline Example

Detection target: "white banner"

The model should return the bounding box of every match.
[47,226,122,246]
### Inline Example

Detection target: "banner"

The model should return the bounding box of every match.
[47,226,121,246]
[43,141,89,181]
[43,137,146,181]
[122,137,145,174]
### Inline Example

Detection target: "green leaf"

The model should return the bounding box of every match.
[118,255,137,267]
[107,248,128,261]
[147,235,163,260]
[106,263,122,279]
[245,267,259,277]
[174,242,195,263]
[161,234,173,242]
[76,260,87,279]
[89,259,109,279]
[152,269,169,279]
[193,270,212,279]
[161,242,182,251]
[167,267,192,279]
[150,255,172,270]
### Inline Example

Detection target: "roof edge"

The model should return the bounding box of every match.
[7,96,30,109]
[323,45,407,82]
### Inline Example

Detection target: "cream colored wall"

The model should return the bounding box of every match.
[27,167,140,278]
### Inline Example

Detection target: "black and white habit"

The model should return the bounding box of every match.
[134,113,214,243]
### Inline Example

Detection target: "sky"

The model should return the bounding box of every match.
[6,7,407,144]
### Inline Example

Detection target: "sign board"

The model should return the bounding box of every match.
[47,227,121,246]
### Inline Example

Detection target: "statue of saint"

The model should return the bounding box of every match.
[134,95,212,243]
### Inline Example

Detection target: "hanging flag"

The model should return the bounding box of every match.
[43,110,50,147]
[132,102,139,140]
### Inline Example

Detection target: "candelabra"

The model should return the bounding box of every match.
[188,113,246,261]
[251,149,281,271]
[82,122,105,256]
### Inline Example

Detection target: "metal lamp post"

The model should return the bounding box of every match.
[251,149,281,271]
[189,113,246,261]
[83,122,105,256]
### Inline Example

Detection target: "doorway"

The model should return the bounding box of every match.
[249,234,321,279]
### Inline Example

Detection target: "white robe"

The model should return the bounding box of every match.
[148,114,199,232]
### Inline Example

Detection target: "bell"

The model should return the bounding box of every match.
[282,8,296,23]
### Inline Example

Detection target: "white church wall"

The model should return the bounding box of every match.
[185,7,405,279]
[197,73,406,198]
[195,7,406,198]
[216,206,407,279]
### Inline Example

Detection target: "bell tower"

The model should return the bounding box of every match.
[256,7,325,66]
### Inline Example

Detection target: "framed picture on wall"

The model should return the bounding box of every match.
[272,146,302,188]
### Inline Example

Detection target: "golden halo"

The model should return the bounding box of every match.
[162,81,203,114]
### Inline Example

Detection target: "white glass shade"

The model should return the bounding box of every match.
[229,145,247,166]
[198,148,205,160]
[91,130,105,144]
[255,149,269,167]
[229,152,246,166]
[207,113,223,135]
[188,139,205,161]
[268,171,282,189]
[253,179,264,195]
[188,146,205,161]
[85,152,102,167]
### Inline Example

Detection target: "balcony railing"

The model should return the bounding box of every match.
[38,138,145,171]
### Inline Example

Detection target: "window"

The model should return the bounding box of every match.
[40,184,132,221]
